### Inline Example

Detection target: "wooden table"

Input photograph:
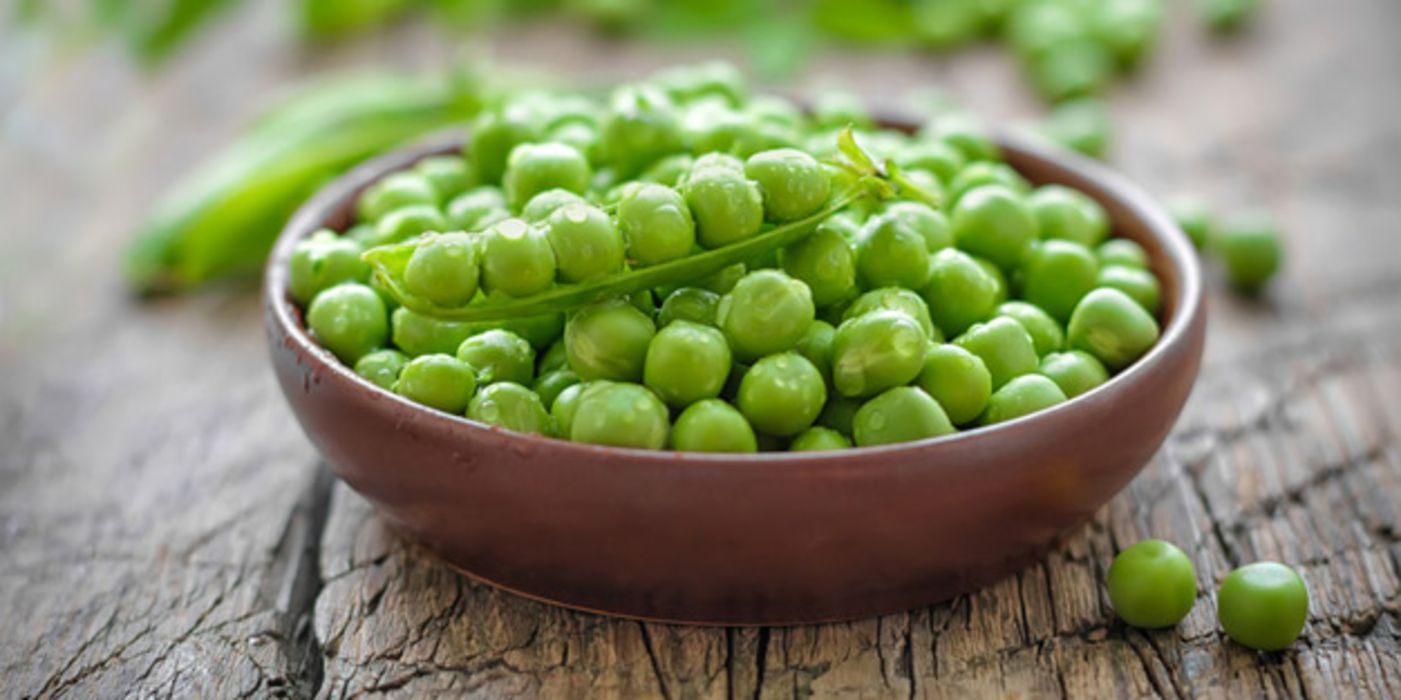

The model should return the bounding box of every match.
[3,0,1398,696]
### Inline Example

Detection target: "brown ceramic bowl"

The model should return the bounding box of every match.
[265,126,1205,626]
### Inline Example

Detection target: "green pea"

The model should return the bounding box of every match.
[550,381,589,438]
[697,261,746,294]
[1006,1,1086,61]
[662,61,749,106]
[948,162,1031,207]
[617,183,697,266]
[465,311,564,351]
[691,152,745,174]
[1029,39,1113,103]
[884,201,954,253]
[916,343,993,426]
[976,257,1010,306]
[1107,539,1198,629]
[684,167,765,249]
[1096,238,1150,269]
[1167,196,1212,250]
[643,321,732,408]
[1201,0,1257,32]
[538,338,569,374]
[684,106,767,159]
[353,348,408,390]
[854,386,955,447]
[1098,265,1162,314]
[997,301,1065,356]
[414,155,475,201]
[1067,288,1160,370]
[780,226,857,307]
[402,232,481,308]
[636,288,664,318]
[639,153,695,187]
[1038,97,1112,159]
[1091,0,1164,68]
[952,185,1039,271]
[912,0,981,48]
[569,382,670,449]
[1217,562,1308,651]
[811,91,872,130]
[789,426,852,451]
[468,105,541,185]
[467,381,552,435]
[716,270,815,361]
[920,113,999,163]
[532,368,581,410]
[857,213,933,290]
[546,120,599,159]
[1214,215,1282,293]
[358,171,439,223]
[307,283,389,364]
[818,395,861,437]
[817,211,863,246]
[744,148,831,222]
[657,287,720,327]
[895,141,965,184]
[832,311,928,398]
[981,374,1067,425]
[393,354,478,414]
[1019,240,1100,323]
[521,188,589,223]
[480,218,557,298]
[737,353,827,437]
[953,317,1039,390]
[1037,350,1109,398]
[598,84,683,177]
[456,329,535,386]
[844,287,939,341]
[541,203,626,283]
[374,204,447,246]
[1030,185,1109,248]
[922,248,1001,337]
[565,298,656,381]
[795,320,837,386]
[289,230,370,305]
[671,399,758,453]
[748,95,804,129]
[390,307,473,356]
[502,142,592,212]
[446,187,509,232]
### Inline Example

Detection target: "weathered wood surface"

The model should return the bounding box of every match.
[1,0,1398,697]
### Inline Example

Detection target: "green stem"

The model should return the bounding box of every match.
[370,187,870,322]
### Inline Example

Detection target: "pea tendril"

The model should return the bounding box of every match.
[363,127,934,322]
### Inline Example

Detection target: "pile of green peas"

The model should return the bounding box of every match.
[292,62,1167,453]
[1108,540,1309,652]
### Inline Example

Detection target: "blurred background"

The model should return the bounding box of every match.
[3,1,1400,696]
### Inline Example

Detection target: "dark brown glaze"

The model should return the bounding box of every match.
[264,128,1206,626]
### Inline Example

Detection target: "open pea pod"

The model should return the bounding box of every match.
[363,190,860,323]
[364,127,938,322]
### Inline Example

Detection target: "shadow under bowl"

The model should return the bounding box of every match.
[265,127,1205,626]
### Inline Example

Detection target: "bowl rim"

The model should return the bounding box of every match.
[266,127,1203,466]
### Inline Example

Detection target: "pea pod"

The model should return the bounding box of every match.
[364,127,935,322]
[364,188,864,322]
[125,73,486,294]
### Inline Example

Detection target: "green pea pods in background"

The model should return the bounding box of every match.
[124,71,492,295]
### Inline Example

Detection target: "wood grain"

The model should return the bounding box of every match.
[1,0,1398,696]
